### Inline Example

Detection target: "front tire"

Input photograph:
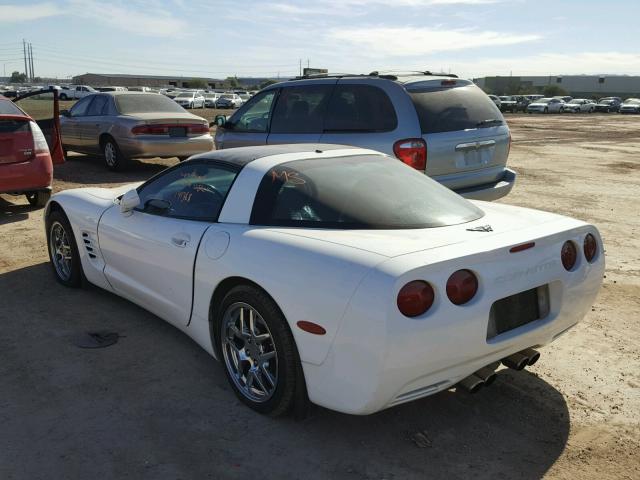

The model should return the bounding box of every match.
[46,210,83,287]
[217,285,301,416]
[102,137,127,171]
[25,190,51,208]
[544,107,548,114]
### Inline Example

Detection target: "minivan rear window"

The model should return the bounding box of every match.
[324,85,397,132]
[408,85,504,134]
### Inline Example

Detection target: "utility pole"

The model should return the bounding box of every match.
[23,39,28,80]
[29,43,35,81]
[299,59,302,77]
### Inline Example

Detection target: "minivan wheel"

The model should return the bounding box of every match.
[102,137,127,171]
[217,285,301,416]
[26,190,51,208]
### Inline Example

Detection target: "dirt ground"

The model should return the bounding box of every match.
[0,114,638,479]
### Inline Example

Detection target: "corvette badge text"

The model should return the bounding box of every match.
[495,259,558,284]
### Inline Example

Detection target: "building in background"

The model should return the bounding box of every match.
[474,75,640,98]
[71,73,282,89]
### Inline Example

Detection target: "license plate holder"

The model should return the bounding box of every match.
[168,127,187,137]
[487,285,550,340]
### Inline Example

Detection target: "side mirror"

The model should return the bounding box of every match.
[60,109,70,117]
[120,189,140,214]
[214,115,227,128]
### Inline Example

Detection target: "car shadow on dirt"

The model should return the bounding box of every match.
[54,153,175,188]
[0,262,570,480]
[0,195,38,225]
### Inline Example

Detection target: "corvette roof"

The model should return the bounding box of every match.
[190,144,365,167]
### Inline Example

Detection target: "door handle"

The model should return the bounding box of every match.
[171,233,190,247]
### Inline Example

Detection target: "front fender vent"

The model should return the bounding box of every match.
[81,231,99,260]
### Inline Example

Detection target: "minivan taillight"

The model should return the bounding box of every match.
[393,138,427,170]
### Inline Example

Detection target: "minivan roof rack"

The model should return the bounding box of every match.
[292,70,458,81]
[370,70,459,79]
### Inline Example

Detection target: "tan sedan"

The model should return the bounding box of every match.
[60,92,213,170]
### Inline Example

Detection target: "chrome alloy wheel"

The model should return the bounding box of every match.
[50,221,73,281]
[104,142,116,167]
[221,302,278,402]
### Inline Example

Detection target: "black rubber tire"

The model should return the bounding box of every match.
[216,285,302,416]
[102,137,127,171]
[544,107,548,114]
[25,190,51,208]
[45,209,83,288]
[60,93,68,100]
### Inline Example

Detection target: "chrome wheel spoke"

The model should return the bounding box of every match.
[221,302,278,403]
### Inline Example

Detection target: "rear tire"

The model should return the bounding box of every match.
[544,107,548,114]
[216,285,302,416]
[102,137,127,171]
[60,93,68,100]
[25,190,51,208]
[46,210,83,287]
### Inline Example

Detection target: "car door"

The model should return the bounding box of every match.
[98,160,239,326]
[59,95,93,149]
[215,89,278,149]
[78,94,110,153]
[267,84,334,145]
[12,89,64,164]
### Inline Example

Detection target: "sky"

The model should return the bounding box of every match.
[1,0,640,80]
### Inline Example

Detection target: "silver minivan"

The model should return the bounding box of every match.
[214,73,515,200]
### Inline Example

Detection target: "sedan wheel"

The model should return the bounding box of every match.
[46,211,82,287]
[103,138,127,171]
[217,285,301,416]
[25,190,51,208]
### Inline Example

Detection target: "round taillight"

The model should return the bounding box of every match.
[561,241,577,271]
[583,233,597,263]
[446,269,478,305]
[397,281,435,317]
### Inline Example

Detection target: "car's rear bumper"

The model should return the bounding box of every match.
[454,168,516,201]
[117,134,214,159]
[0,153,53,194]
[302,225,604,414]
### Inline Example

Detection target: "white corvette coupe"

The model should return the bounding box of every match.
[45,144,604,416]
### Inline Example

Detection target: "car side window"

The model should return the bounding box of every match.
[86,95,108,116]
[136,162,239,221]
[324,85,397,132]
[270,85,333,134]
[69,96,93,117]
[228,90,276,133]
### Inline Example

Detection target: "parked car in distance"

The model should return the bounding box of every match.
[563,99,595,113]
[204,93,221,108]
[526,97,565,113]
[525,94,544,102]
[95,86,128,92]
[488,94,501,108]
[216,93,243,109]
[128,86,153,92]
[59,85,97,100]
[174,91,206,109]
[554,96,573,103]
[59,92,213,170]
[498,96,518,113]
[594,97,622,113]
[0,90,64,206]
[618,98,640,114]
[214,73,516,201]
[513,95,530,112]
[44,143,605,416]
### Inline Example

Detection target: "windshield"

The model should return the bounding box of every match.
[535,98,551,104]
[221,94,234,99]
[115,94,186,114]
[624,99,640,104]
[408,85,504,134]
[568,99,582,104]
[251,155,484,229]
[176,92,194,98]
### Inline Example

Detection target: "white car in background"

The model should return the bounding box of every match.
[216,93,243,109]
[563,99,595,113]
[526,98,565,113]
[619,98,640,114]
[44,144,604,416]
[59,85,97,100]
[204,93,222,108]
[174,91,205,109]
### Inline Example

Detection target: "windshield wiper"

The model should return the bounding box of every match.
[476,118,504,127]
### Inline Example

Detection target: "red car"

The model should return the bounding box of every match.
[0,89,64,207]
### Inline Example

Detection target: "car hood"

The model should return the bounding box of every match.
[528,103,548,107]
[266,202,577,258]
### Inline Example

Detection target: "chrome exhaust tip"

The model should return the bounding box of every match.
[522,348,540,366]
[474,366,497,386]
[457,374,484,394]
[502,352,529,370]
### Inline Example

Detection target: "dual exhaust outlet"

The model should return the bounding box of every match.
[457,348,540,394]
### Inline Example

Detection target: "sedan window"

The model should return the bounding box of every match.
[136,162,239,221]
[69,95,94,117]
[86,95,109,116]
